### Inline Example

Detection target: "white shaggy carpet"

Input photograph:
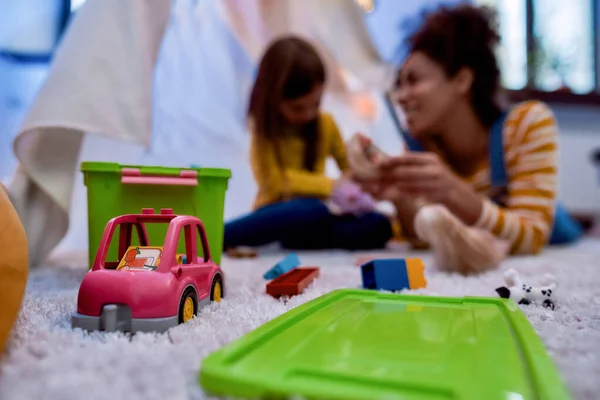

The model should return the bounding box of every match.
[1,240,599,400]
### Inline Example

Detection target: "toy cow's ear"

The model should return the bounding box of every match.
[496,286,511,299]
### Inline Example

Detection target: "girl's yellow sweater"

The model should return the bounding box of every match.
[249,113,349,210]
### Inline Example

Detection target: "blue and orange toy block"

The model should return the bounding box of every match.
[263,253,300,280]
[360,258,427,292]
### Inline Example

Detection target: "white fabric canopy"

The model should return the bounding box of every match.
[9,0,171,266]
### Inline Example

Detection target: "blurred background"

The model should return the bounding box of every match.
[1,0,599,254]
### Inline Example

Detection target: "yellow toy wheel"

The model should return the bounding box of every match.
[210,274,223,303]
[182,297,194,322]
[178,288,197,324]
[212,282,222,302]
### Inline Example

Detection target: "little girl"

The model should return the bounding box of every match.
[223,36,393,252]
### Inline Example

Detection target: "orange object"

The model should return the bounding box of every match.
[405,258,427,289]
[266,267,320,298]
[124,247,140,262]
[0,183,28,353]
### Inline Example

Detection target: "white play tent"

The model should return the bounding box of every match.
[8,0,455,266]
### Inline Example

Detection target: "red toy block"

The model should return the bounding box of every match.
[266,267,320,299]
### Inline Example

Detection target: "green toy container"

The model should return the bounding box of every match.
[200,289,572,399]
[81,162,231,267]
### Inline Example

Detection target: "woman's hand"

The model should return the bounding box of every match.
[378,152,465,204]
[352,132,372,149]
[359,179,406,203]
[347,133,389,181]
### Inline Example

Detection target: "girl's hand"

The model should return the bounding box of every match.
[379,152,464,204]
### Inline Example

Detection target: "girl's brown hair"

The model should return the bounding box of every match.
[248,36,326,171]
[405,4,503,127]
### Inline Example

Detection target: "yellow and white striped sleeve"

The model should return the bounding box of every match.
[474,101,558,254]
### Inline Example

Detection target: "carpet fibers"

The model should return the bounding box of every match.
[1,240,599,400]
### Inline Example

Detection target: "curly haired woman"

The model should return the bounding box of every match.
[350,4,582,273]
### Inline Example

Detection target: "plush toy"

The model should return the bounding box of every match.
[495,268,557,310]
[327,179,376,216]
[0,183,28,354]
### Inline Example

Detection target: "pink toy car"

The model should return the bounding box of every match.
[72,208,224,333]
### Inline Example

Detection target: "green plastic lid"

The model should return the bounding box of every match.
[200,289,571,400]
[80,161,231,178]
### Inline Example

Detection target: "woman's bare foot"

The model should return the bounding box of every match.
[414,204,509,274]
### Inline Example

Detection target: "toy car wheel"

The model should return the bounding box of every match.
[210,274,223,303]
[178,287,198,324]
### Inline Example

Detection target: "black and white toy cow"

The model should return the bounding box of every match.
[495,269,558,310]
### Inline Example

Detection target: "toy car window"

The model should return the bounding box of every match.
[175,227,190,265]
[175,224,196,265]
[103,225,120,269]
[196,224,209,262]
[104,223,144,269]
